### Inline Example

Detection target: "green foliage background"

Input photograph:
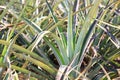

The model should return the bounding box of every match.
[0,0,120,80]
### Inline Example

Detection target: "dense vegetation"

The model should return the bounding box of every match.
[0,0,120,80]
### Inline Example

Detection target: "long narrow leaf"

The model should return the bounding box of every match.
[67,2,74,60]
